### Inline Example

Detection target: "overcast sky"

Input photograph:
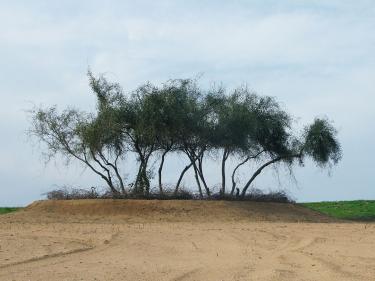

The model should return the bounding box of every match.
[1,0,374,206]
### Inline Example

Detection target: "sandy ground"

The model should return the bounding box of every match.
[0,200,374,281]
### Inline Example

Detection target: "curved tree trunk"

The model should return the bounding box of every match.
[241,154,300,197]
[221,148,229,195]
[230,150,265,196]
[89,150,118,194]
[98,152,126,194]
[193,162,203,198]
[110,164,125,194]
[197,154,210,196]
[241,157,282,197]
[174,162,193,194]
[142,159,150,195]
[134,162,144,194]
[64,145,119,194]
[134,160,149,195]
[133,142,154,195]
[230,156,250,196]
[181,147,207,197]
[158,150,168,194]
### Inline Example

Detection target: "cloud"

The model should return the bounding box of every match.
[0,0,374,205]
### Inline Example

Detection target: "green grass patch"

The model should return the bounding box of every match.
[301,200,375,221]
[0,207,21,215]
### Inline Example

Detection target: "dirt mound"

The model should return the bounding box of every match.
[24,199,335,223]
[3,200,372,280]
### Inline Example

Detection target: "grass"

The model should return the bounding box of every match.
[0,207,21,215]
[301,200,375,221]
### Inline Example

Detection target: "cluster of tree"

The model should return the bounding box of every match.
[30,72,342,198]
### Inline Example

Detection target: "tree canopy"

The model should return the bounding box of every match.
[29,73,342,198]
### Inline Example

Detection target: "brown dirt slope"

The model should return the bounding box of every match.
[2,200,374,281]
[23,199,335,223]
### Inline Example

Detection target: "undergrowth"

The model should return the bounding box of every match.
[44,186,294,203]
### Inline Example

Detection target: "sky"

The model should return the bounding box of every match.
[0,0,374,206]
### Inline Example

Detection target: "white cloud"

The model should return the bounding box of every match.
[0,0,374,205]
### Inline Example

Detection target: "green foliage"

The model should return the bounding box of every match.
[29,106,87,160]
[29,72,342,198]
[208,89,256,153]
[254,96,292,156]
[303,118,342,166]
[88,71,124,111]
[0,207,21,215]
[301,201,375,221]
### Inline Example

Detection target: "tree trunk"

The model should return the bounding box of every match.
[230,156,250,196]
[133,142,154,196]
[158,150,168,194]
[89,151,118,195]
[197,154,210,196]
[221,148,229,195]
[98,152,126,195]
[193,162,203,198]
[134,162,144,194]
[230,150,265,196]
[240,154,300,197]
[174,162,193,194]
[134,153,152,195]
[141,159,150,195]
[114,167,126,194]
[59,142,119,194]
[241,157,282,197]
[96,170,116,195]
[110,164,125,194]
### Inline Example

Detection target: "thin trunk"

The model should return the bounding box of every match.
[174,162,193,194]
[230,156,250,196]
[230,150,266,196]
[182,147,206,196]
[142,146,154,195]
[193,163,203,198]
[133,142,152,195]
[134,161,144,194]
[113,164,126,194]
[138,156,150,195]
[221,148,229,195]
[134,148,152,195]
[158,150,168,194]
[197,153,210,196]
[59,140,117,194]
[241,154,300,197]
[89,151,117,194]
[99,152,126,194]
[85,156,116,194]
[142,163,150,195]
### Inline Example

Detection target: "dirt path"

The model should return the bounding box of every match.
[0,200,374,280]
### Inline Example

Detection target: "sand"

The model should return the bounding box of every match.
[0,200,374,281]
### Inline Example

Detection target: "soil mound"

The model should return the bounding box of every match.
[23,199,335,223]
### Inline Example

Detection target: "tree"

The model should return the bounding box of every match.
[137,80,194,194]
[206,88,260,195]
[119,84,160,195]
[240,117,341,197]
[29,106,126,194]
[29,72,131,195]
[171,80,213,197]
[29,72,342,198]
[85,72,129,194]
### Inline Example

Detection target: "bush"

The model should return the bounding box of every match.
[209,189,294,203]
[242,189,294,203]
[44,186,294,203]
[44,186,99,200]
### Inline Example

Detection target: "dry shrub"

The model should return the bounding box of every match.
[44,186,293,203]
[44,186,99,200]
